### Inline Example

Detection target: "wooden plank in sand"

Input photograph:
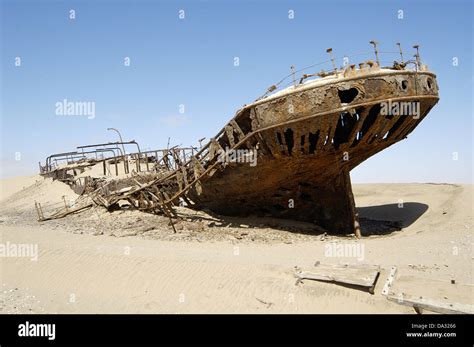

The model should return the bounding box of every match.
[295,263,380,294]
[387,293,474,314]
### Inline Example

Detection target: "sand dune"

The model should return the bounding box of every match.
[0,175,42,201]
[0,176,472,313]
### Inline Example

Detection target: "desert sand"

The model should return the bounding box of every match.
[0,175,472,313]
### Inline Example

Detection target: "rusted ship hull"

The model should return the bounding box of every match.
[188,69,439,233]
[37,59,439,236]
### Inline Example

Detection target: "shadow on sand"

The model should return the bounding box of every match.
[182,202,429,237]
[358,202,429,236]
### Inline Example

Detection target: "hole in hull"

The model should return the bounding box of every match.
[427,78,433,90]
[354,104,380,144]
[283,128,294,155]
[334,112,357,149]
[387,115,408,139]
[338,88,358,103]
[308,131,319,154]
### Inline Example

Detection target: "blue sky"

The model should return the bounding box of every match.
[1,0,472,182]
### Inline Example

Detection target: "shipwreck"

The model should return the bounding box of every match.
[38,43,439,237]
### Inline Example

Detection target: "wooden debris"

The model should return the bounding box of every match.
[387,293,474,314]
[34,202,45,221]
[381,266,398,296]
[39,203,93,221]
[295,263,380,294]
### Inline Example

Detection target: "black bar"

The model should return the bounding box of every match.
[0,314,472,345]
